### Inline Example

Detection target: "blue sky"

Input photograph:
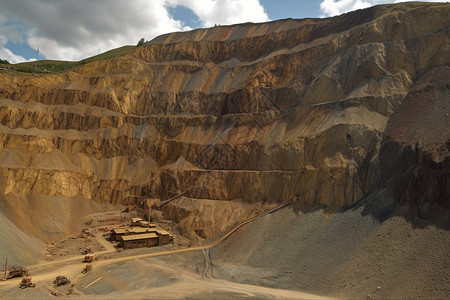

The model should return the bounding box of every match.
[260,0,322,20]
[0,0,446,63]
[168,0,322,29]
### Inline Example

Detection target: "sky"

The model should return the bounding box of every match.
[0,0,447,63]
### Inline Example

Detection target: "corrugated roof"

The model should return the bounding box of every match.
[157,229,171,236]
[132,227,156,233]
[121,233,159,241]
[139,221,157,228]
[112,226,172,237]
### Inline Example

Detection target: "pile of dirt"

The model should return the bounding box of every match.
[211,203,450,299]
[0,193,118,265]
[0,207,43,266]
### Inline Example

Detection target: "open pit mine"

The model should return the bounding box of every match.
[0,2,449,299]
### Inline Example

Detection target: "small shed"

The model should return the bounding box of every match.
[131,218,143,226]
[139,221,156,228]
[119,233,159,249]
[156,229,173,245]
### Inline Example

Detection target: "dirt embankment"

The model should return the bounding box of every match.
[2,202,448,299]
[0,193,118,265]
[211,203,450,299]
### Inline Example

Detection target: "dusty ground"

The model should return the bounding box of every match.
[78,254,329,299]
[0,208,330,299]
[1,198,449,299]
[44,232,104,260]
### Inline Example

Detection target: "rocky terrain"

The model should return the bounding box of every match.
[0,2,449,298]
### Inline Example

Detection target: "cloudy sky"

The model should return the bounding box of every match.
[0,0,447,63]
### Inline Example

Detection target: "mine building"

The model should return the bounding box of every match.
[110,228,129,241]
[111,227,153,241]
[139,221,156,228]
[131,217,143,226]
[131,227,154,235]
[110,219,158,241]
[157,229,173,245]
[129,218,156,228]
[118,230,173,249]
[111,223,174,249]
[120,233,159,249]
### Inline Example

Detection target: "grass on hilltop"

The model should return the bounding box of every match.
[8,45,136,74]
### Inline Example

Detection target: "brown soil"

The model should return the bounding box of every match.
[0,3,449,299]
[1,201,449,299]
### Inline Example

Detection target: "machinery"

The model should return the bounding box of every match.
[83,253,95,262]
[19,275,35,289]
[82,264,92,274]
[54,275,71,286]
[6,266,26,279]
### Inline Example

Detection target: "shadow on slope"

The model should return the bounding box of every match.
[211,201,450,299]
[0,199,43,266]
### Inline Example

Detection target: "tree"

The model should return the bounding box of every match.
[137,38,145,46]
[0,58,10,64]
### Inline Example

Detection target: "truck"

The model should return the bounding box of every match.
[83,253,95,263]
[6,266,26,279]
[54,275,71,286]
[19,276,35,289]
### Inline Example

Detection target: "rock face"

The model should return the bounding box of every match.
[0,2,448,237]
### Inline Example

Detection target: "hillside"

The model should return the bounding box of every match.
[0,2,449,299]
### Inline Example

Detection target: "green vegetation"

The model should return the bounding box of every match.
[137,38,145,46]
[0,59,10,64]
[7,45,136,74]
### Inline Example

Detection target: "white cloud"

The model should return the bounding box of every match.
[0,0,269,63]
[320,0,373,17]
[0,35,34,64]
[320,0,449,17]
[0,0,184,62]
[168,0,269,27]
[23,0,184,61]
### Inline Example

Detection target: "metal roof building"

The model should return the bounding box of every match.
[119,233,159,249]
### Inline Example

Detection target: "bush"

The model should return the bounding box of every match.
[0,58,10,64]
[137,38,145,46]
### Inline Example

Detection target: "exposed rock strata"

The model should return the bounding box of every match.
[0,2,448,237]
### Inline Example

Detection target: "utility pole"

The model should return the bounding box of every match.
[34,45,39,73]
[147,199,151,222]
[3,257,7,279]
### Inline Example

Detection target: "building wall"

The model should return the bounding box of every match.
[159,235,171,245]
[112,231,127,241]
[122,237,159,249]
